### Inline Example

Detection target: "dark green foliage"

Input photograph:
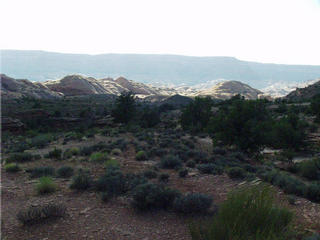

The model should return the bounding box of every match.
[159,173,170,182]
[143,170,158,179]
[48,148,62,160]
[29,166,55,178]
[311,94,320,122]
[4,163,21,172]
[305,184,320,202]
[30,134,52,148]
[17,203,66,225]
[95,167,127,196]
[208,96,270,152]
[7,152,33,163]
[132,183,180,211]
[186,160,196,168]
[227,167,247,179]
[297,158,320,180]
[139,106,160,128]
[57,166,74,178]
[70,170,92,190]
[160,155,182,169]
[112,91,136,124]
[197,164,223,175]
[179,168,188,178]
[36,177,57,195]
[212,147,227,155]
[136,151,148,161]
[190,185,293,240]
[180,97,213,132]
[173,193,212,214]
[125,173,148,191]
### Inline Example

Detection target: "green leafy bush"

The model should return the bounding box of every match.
[7,152,33,163]
[132,183,180,211]
[160,155,182,169]
[136,151,148,161]
[111,148,122,156]
[298,158,320,181]
[186,160,196,168]
[30,134,52,148]
[57,166,74,178]
[95,167,127,196]
[90,152,109,163]
[190,185,293,240]
[70,170,92,190]
[36,177,57,195]
[48,148,62,160]
[4,163,21,172]
[17,203,66,225]
[305,184,320,202]
[197,164,223,175]
[174,193,212,214]
[227,167,247,179]
[63,147,79,159]
[104,158,120,169]
[29,166,55,178]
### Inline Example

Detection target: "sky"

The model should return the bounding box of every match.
[1,0,320,65]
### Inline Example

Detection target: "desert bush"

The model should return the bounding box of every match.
[143,170,158,179]
[95,167,127,196]
[212,147,227,155]
[101,192,112,202]
[111,148,122,156]
[90,152,108,163]
[36,177,57,195]
[7,152,33,163]
[70,170,92,190]
[63,147,79,159]
[132,183,180,211]
[197,164,223,175]
[227,167,247,179]
[305,183,320,202]
[298,158,320,181]
[125,173,148,191]
[57,166,74,178]
[30,134,52,148]
[17,203,66,225]
[136,151,148,161]
[48,148,62,160]
[179,168,188,178]
[159,173,170,182]
[186,160,196,168]
[29,166,55,178]
[190,185,293,240]
[4,163,21,172]
[173,193,212,214]
[104,158,120,169]
[160,155,182,169]
[112,91,136,124]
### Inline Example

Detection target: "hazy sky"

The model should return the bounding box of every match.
[1,0,320,65]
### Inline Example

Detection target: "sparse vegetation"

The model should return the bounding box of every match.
[174,193,212,214]
[36,177,57,195]
[4,163,21,172]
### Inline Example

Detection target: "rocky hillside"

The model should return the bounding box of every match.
[0,74,62,99]
[197,81,263,100]
[284,79,320,101]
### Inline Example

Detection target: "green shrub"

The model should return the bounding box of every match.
[190,185,293,240]
[136,151,148,161]
[29,166,55,178]
[174,193,212,214]
[186,160,196,168]
[197,164,223,175]
[227,167,247,179]
[31,134,52,148]
[48,148,62,160]
[57,166,74,178]
[4,163,21,172]
[7,152,33,163]
[95,167,127,196]
[111,148,122,156]
[70,170,92,190]
[90,152,108,163]
[159,173,170,182]
[17,203,66,225]
[298,158,320,181]
[179,168,188,178]
[143,170,158,179]
[305,184,320,202]
[63,147,79,159]
[160,155,182,169]
[132,183,180,211]
[104,158,120,169]
[36,177,57,195]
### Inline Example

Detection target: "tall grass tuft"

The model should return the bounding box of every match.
[189,184,293,240]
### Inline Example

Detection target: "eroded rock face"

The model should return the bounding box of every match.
[197,81,263,100]
[285,80,320,101]
[0,74,62,99]
[43,75,109,96]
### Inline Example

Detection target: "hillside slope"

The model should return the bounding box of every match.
[284,79,320,101]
